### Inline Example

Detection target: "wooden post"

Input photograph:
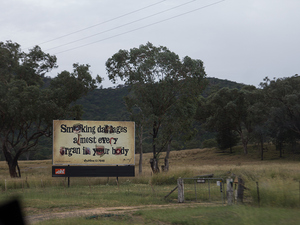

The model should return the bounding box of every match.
[68,165,70,188]
[237,178,244,203]
[208,180,211,202]
[256,182,260,206]
[194,179,197,202]
[178,178,184,203]
[226,178,233,205]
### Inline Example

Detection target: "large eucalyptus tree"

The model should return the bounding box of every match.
[202,86,259,155]
[260,75,300,157]
[0,41,101,177]
[106,42,207,172]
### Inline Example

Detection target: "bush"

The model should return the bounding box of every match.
[202,139,217,148]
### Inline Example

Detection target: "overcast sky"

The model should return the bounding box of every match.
[2,0,300,88]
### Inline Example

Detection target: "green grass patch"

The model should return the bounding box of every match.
[0,184,175,216]
[35,205,300,225]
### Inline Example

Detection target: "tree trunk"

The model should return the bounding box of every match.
[242,141,248,155]
[2,144,21,178]
[150,121,159,173]
[139,146,143,175]
[8,160,20,178]
[138,125,143,175]
[239,131,248,155]
[26,151,30,160]
[150,158,159,173]
[260,137,264,161]
[278,142,283,158]
[163,139,172,172]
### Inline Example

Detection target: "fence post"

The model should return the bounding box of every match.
[194,179,197,202]
[237,177,244,203]
[208,180,211,202]
[256,182,260,206]
[178,178,184,203]
[226,178,233,205]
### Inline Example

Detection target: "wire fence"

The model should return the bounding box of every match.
[182,178,225,204]
[177,178,300,208]
[1,177,300,208]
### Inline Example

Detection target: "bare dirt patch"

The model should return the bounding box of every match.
[25,203,220,224]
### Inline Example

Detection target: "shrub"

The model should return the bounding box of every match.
[202,139,217,148]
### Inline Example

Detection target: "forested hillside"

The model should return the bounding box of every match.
[10,77,243,161]
[78,77,245,121]
[6,75,300,161]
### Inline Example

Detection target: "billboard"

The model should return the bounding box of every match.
[53,120,135,165]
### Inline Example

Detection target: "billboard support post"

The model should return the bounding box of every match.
[116,165,119,184]
[68,165,70,187]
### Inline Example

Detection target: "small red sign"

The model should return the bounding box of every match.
[55,168,66,175]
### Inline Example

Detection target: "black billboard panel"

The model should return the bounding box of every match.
[52,165,135,177]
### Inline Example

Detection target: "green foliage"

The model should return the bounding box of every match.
[260,75,300,157]
[203,77,245,97]
[106,42,207,173]
[16,77,252,160]
[77,78,244,122]
[198,86,265,155]
[0,41,101,177]
[202,138,218,148]
[216,130,240,151]
[4,41,299,165]
[76,85,130,121]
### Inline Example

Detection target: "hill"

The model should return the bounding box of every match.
[0,77,245,161]
[78,77,245,121]
[75,85,130,121]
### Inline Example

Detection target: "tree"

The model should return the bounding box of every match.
[258,75,300,157]
[201,86,258,155]
[106,42,207,173]
[247,88,270,160]
[216,129,239,153]
[260,75,300,137]
[0,41,101,177]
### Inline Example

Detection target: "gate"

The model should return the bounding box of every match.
[177,175,225,204]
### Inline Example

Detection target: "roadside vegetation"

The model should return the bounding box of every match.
[0,145,300,224]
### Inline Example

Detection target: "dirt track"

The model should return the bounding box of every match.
[25,203,219,224]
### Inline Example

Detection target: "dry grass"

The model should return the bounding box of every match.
[0,146,300,218]
[0,145,299,190]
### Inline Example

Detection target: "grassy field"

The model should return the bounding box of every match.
[35,206,300,225]
[0,145,300,224]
